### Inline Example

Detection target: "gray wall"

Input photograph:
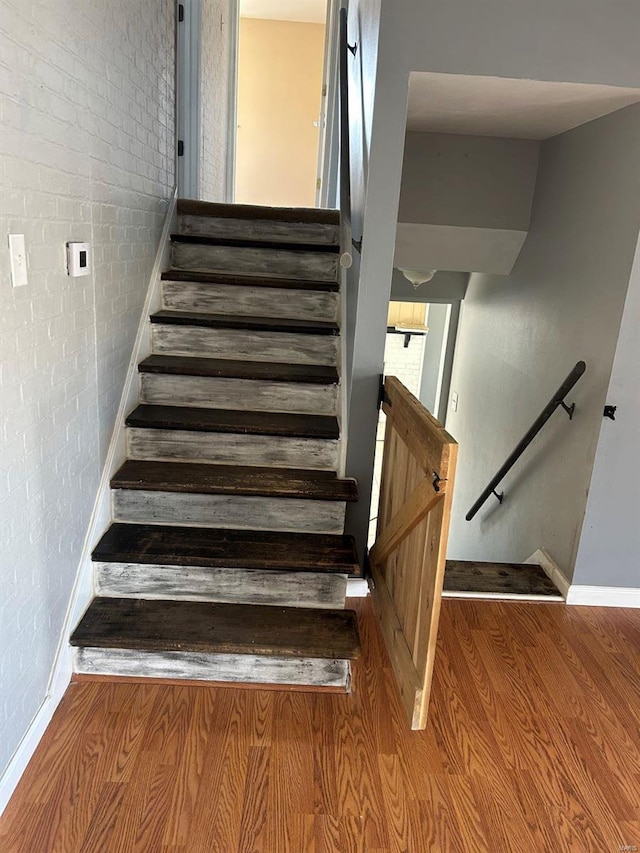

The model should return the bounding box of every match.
[572,233,640,588]
[445,105,640,581]
[0,0,175,781]
[398,132,539,231]
[344,0,640,558]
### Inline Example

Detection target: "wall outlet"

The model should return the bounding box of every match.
[9,234,28,288]
[451,391,459,412]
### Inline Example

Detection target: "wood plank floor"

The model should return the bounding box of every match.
[2,598,639,852]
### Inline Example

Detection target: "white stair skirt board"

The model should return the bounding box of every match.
[126,428,339,471]
[95,563,348,610]
[179,214,340,245]
[151,324,339,366]
[112,490,347,535]
[525,548,570,599]
[441,590,565,602]
[162,281,339,323]
[140,374,338,416]
[566,586,640,608]
[73,647,351,689]
[172,242,339,281]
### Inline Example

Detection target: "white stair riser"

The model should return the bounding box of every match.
[151,324,338,366]
[179,213,340,246]
[161,281,339,323]
[94,562,347,609]
[73,647,351,688]
[126,428,339,470]
[112,490,347,534]
[172,242,339,281]
[139,374,338,416]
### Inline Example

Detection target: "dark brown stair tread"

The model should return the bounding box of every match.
[138,355,339,385]
[111,460,359,502]
[161,269,339,292]
[125,405,339,439]
[70,597,361,660]
[177,199,339,226]
[150,310,339,336]
[444,560,562,597]
[93,523,360,574]
[171,233,339,253]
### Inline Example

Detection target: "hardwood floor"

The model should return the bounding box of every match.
[2,597,639,852]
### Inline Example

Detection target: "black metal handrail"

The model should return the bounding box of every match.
[465,360,586,521]
[338,8,353,269]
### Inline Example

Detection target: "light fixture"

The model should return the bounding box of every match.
[400,268,437,289]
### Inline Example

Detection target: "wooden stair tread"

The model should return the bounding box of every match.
[138,354,338,384]
[171,233,339,254]
[150,310,339,336]
[161,269,339,292]
[93,523,360,574]
[177,199,340,226]
[111,460,359,501]
[70,597,361,659]
[125,405,340,438]
[444,560,562,597]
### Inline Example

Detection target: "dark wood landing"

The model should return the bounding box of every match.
[177,198,340,226]
[171,233,340,254]
[93,523,360,575]
[444,560,562,597]
[161,269,340,292]
[150,310,339,336]
[138,354,339,385]
[70,597,361,660]
[111,460,359,502]
[126,404,340,439]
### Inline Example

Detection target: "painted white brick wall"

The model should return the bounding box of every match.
[0,0,175,778]
[200,0,231,201]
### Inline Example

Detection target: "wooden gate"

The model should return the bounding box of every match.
[369,377,458,729]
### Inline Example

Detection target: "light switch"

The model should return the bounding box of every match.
[451,391,459,412]
[9,234,28,288]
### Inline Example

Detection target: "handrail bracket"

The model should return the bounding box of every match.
[492,489,504,505]
[559,400,575,420]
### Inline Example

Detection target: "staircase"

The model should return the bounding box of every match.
[70,200,362,691]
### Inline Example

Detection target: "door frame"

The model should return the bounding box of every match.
[176,0,202,199]
[316,0,341,208]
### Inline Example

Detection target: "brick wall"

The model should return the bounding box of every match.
[0,0,175,777]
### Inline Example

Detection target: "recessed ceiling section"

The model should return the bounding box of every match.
[240,0,327,24]
[407,73,640,140]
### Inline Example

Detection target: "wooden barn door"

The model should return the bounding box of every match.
[369,377,458,729]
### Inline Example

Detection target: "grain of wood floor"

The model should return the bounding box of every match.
[1,598,639,852]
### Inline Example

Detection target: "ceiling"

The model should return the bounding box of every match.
[240,0,327,24]
[407,73,640,140]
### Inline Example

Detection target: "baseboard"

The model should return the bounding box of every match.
[566,586,640,608]
[0,189,178,819]
[525,548,570,599]
[346,578,370,597]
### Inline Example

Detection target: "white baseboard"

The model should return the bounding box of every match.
[566,586,640,608]
[0,190,178,819]
[525,548,570,599]
[346,578,370,597]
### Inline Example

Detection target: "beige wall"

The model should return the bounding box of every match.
[235,17,325,207]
